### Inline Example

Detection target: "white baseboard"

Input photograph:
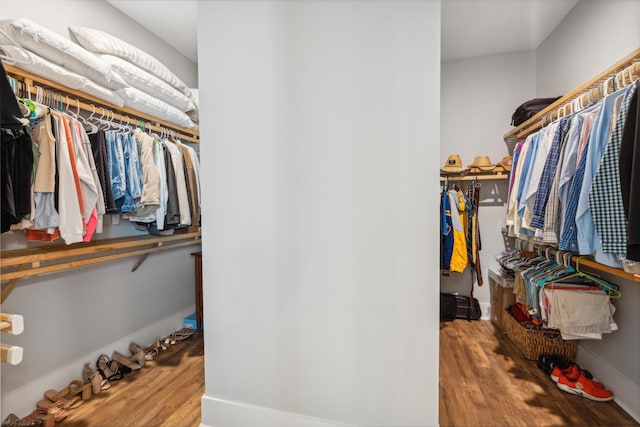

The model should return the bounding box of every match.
[1,307,194,418]
[576,344,640,423]
[480,302,491,320]
[200,395,353,427]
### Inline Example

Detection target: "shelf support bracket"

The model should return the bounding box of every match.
[1,264,28,304]
[131,254,150,272]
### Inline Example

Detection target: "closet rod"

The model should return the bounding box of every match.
[4,64,200,144]
[516,241,640,284]
[504,48,640,143]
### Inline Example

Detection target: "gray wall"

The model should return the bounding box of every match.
[0,0,197,87]
[440,50,537,315]
[536,0,640,97]
[198,1,441,425]
[535,0,640,419]
[0,0,198,418]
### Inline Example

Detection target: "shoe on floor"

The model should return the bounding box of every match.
[551,363,604,388]
[556,369,613,402]
[1,414,42,427]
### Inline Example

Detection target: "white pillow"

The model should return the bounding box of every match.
[68,26,196,104]
[187,109,199,124]
[116,87,192,129]
[0,45,125,107]
[0,19,126,90]
[100,54,195,113]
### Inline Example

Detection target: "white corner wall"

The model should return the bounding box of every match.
[0,0,197,86]
[440,51,537,316]
[535,0,640,421]
[198,1,441,425]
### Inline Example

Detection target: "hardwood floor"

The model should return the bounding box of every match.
[440,320,639,427]
[57,333,204,427]
[42,321,638,427]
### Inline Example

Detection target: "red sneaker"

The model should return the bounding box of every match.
[557,370,613,402]
[551,364,604,389]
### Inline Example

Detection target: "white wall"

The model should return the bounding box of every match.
[0,0,197,87]
[0,0,199,418]
[440,51,537,315]
[536,0,640,97]
[535,0,640,420]
[198,1,441,425]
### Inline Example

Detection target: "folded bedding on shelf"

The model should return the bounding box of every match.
[0,18,127,90]
[68,26,198,106]
[0,44,125,107]
[116,87,192,129]
[100,54,196,113]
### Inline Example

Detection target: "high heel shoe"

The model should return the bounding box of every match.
[1,413,42,427]
[83,362,111,394]
[130,341,158,361]
[96,354,125,381]
[34,400,68,423]
[112,350,144,371]
[22,409,54,427]
[40,380,88,410]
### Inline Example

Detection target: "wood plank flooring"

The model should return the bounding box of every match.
[440,320,639,427]
[57,333,204,427]
[46,321,638,427]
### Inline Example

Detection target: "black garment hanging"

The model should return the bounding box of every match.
[619,85,640,260]
[1,60,34,233]
[163,143,180,228]
[0,60,24,130]
[89,131,117,214]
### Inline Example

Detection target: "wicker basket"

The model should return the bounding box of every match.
[503,309,578,361]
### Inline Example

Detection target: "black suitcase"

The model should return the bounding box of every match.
[511,97,562,126]
[440,293,481,321]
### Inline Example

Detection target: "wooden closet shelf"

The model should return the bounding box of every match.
[503,48,640,145]
[0,231,202,295]
[4,64,200,144]
[440,172,509,182]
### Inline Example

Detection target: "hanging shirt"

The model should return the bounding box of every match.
[506,136,533,228]
[590,84,634,257]
[154,138,168,230]
[164,140,191,226]
[516,133,541,237]
[507,140,525,202]
[51,112,84,244]
[557,106,593,236]
[441,188,453,275]
[619,84,640,261]
[522,121,559,230]
[77,121,105,234]
[32,109,60,231]
[89,130,117,214]
[575,87,628,267]
[176,141,200,227]
[119,132,143,214]
[559,133,591,252]
[530,117,570,231]
[133,128,160,217]
[105,130,126,206]
[448,189,468,273]
[536,126,570,245]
